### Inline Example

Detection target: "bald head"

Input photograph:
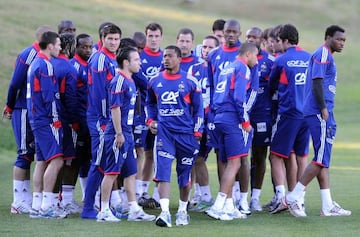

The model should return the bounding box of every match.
[224,19,242,47]
[132,31,146,51]
[224,19,241,31]
[35,25,55,42]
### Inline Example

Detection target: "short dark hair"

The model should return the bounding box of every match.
[177,28,194,40]
[238,42,257,56]
[39,31,59,50]
[165,45,181,58]
[325,25,345,40]
[145,22,163,35]
[204,35,220,47]
[119,38,137,50]
[98,21,114,39]
[76,33,91,46]
[116,46,138,69]
[262,27,273,40]
[212,19,226,32]
[270,24,283,39]
[279,24,299,45]
[102,24,122,38]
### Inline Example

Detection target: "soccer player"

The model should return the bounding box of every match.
[92,21,114,53]
[135,22,164,209]
[132,31,146,53]
[26,31,66,218]
[261,27,275,56]
[207,19,243,210]
[268,24,311,214]
[3,25,53,214]
[147,45,203,227]
[69,33,93,203]
[205,43,258,221]
[81,23,122,219]
[285,25,351,217]
[97,47,155,222]
[245,27,275,212]
[58,19,76,36]
[188,35,219,212]
[176,28,201,72]
[50,32,79,214]
[194,19,226,57]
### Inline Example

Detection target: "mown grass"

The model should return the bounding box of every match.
[0,0,359,236]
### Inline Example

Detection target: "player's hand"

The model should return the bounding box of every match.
[2,106,12,120]
[241,122,252,133]
[194,131,202,142]
[115,133,125,148]
[321,108,329,121]
[149,121,158,135]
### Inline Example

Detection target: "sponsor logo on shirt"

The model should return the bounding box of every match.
[295,73,306,85]
[161,91,179,104]
[215,80,227,93]
[159,108,184,116]
[287,60,309,67]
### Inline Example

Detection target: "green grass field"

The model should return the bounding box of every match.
[0,0,359,236]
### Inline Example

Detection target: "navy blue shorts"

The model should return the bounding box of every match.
[306,113,336,168]
[154,125,199,187]
[270,115,310,158]
[11,109,35,169]
[33,124,63,162]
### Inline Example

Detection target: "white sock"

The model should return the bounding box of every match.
[178,200,188,212]
[129,201,141,212]
[200,185,212,202]
[52,193,60,206]
[213,192,227,210]
[287,182,305,202]
[240,192,248,203]
[232,181,241,201]
[110,189,122,208]
[120,187,128,207]
[300,191,306,205]
[23,180,32,205]
[32,192,42,211]
[101,201,110,211]
[275,185,285,199]
[61,185,75,205]
[135,179,143,198]
[79,177,87,201]
[251,188,261,200]
[13,180,23,204]
[320,189,333,211]
[95,189,101,208]
[224,198,235,211]
[142,181,150,194]
[41,192,53,210]
[152,186,160,202]
[194,183,201,197]
[159,198,170,212]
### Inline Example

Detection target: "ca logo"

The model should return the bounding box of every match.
[215,80,227,93]
[161,91,179,104]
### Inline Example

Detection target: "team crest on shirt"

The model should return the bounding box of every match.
[260,62,267,73]
[178,81,185,92]
[156,138,163,148]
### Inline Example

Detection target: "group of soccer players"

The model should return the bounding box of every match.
[3,17,351,227]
